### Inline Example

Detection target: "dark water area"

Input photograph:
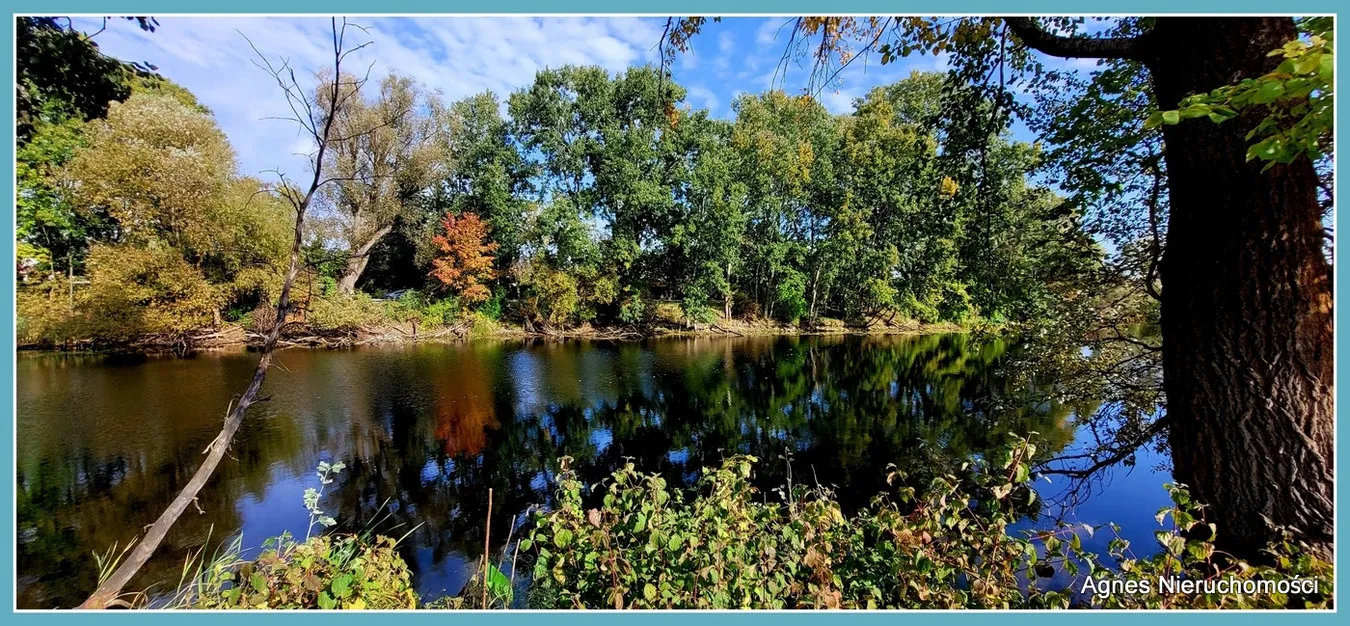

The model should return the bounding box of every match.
[16,334,1170,608]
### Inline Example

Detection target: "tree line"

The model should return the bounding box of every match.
[17,21,1102,345]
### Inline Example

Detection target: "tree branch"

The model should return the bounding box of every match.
[78,17,368,610]
[1002,17,1149,61]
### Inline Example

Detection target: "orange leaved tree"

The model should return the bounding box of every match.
[429,211,498,305]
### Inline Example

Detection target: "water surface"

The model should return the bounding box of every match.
[16,334,1169,608]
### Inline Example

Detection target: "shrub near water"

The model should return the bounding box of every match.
[183,534,418,610]
[162,440,1330,610]
[521,439,1333,610]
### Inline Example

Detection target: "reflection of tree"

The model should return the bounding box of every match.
[432,353,499,456]
[19,334,1095,607]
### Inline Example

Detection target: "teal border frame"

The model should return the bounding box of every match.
[0,2,1342,621]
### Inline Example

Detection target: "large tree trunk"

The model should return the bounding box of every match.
[1146,17,1333,558]
[336,254,370,294]
[336,224,393,294]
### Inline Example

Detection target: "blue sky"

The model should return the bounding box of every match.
[73,16,963,178]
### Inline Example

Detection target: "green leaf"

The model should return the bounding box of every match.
[249,572,268,593]
[331,574,353,599]
[1161,110,1180,126]
[1252,81,1285,104]
[553,529,574,548]
[1294,52,1321,75]
[486,563,513,605]
[1180,104,1211,120]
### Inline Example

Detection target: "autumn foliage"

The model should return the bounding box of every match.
[429,212,498,305]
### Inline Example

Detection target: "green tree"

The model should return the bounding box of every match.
[665,15,1334,558]
[16,106,104,283]
[41,91,292,338]
[428,91,529,273]
[15,16,156,140]
[65,92,236,252]
[323,73,438,294]
[668,112,746,322]
[730,91,838,323]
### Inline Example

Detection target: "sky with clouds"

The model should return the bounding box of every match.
[73,16,963,179]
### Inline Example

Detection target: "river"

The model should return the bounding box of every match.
[16,333,1170,608]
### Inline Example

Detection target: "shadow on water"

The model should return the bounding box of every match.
[15,334,1170,608]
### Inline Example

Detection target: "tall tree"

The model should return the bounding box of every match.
[508,66,685,307]
[668,111,747,322]
[430,91,529,273]
[324,73,437,294]
[730,91,839,322]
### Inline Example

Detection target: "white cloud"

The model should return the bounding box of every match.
[684,85,719,114]
[77,16,665,180]
[755,18,793,46]
[820,88,861,115]
[717,32,735,55]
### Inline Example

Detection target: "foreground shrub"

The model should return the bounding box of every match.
[138,441,1329,611]
[180,533,418,610]
[174,461,418,610]
[521,440,1332,609]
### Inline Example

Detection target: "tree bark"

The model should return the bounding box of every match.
[724,260,733,321]
[1144,17,1333,559]
[1007,14,1334,561]
[336,223,394,294]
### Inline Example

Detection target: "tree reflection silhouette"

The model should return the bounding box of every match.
[18,334,1088,607]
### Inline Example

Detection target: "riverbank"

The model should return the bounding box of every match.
[18,315,977,354]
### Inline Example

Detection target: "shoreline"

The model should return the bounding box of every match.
[18,318,979,355]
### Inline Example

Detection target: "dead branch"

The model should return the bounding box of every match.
[78,18,370,610]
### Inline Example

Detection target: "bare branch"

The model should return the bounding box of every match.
[78,16,371,610]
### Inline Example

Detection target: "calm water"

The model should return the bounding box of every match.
[16,334,1169,608]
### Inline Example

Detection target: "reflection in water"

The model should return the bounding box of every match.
[16,334,1168,608]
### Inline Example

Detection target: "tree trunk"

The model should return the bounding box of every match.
[1146,17,1333,558]
[336,224,394,295]
[725,261,734,321]
[336,254,370,294]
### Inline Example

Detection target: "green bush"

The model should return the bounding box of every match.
[773,271,808,324]
[17,286,81,345]
[306,293,384,333]
[424,297,462,327]
[521,439,1332,609]
[171,461,418,610]
[618,295,647,325]
[467,311,500,338]
[681,297,716,326]
[477,291,504,321]
[383,289,461,328]
[181,533,419,610]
